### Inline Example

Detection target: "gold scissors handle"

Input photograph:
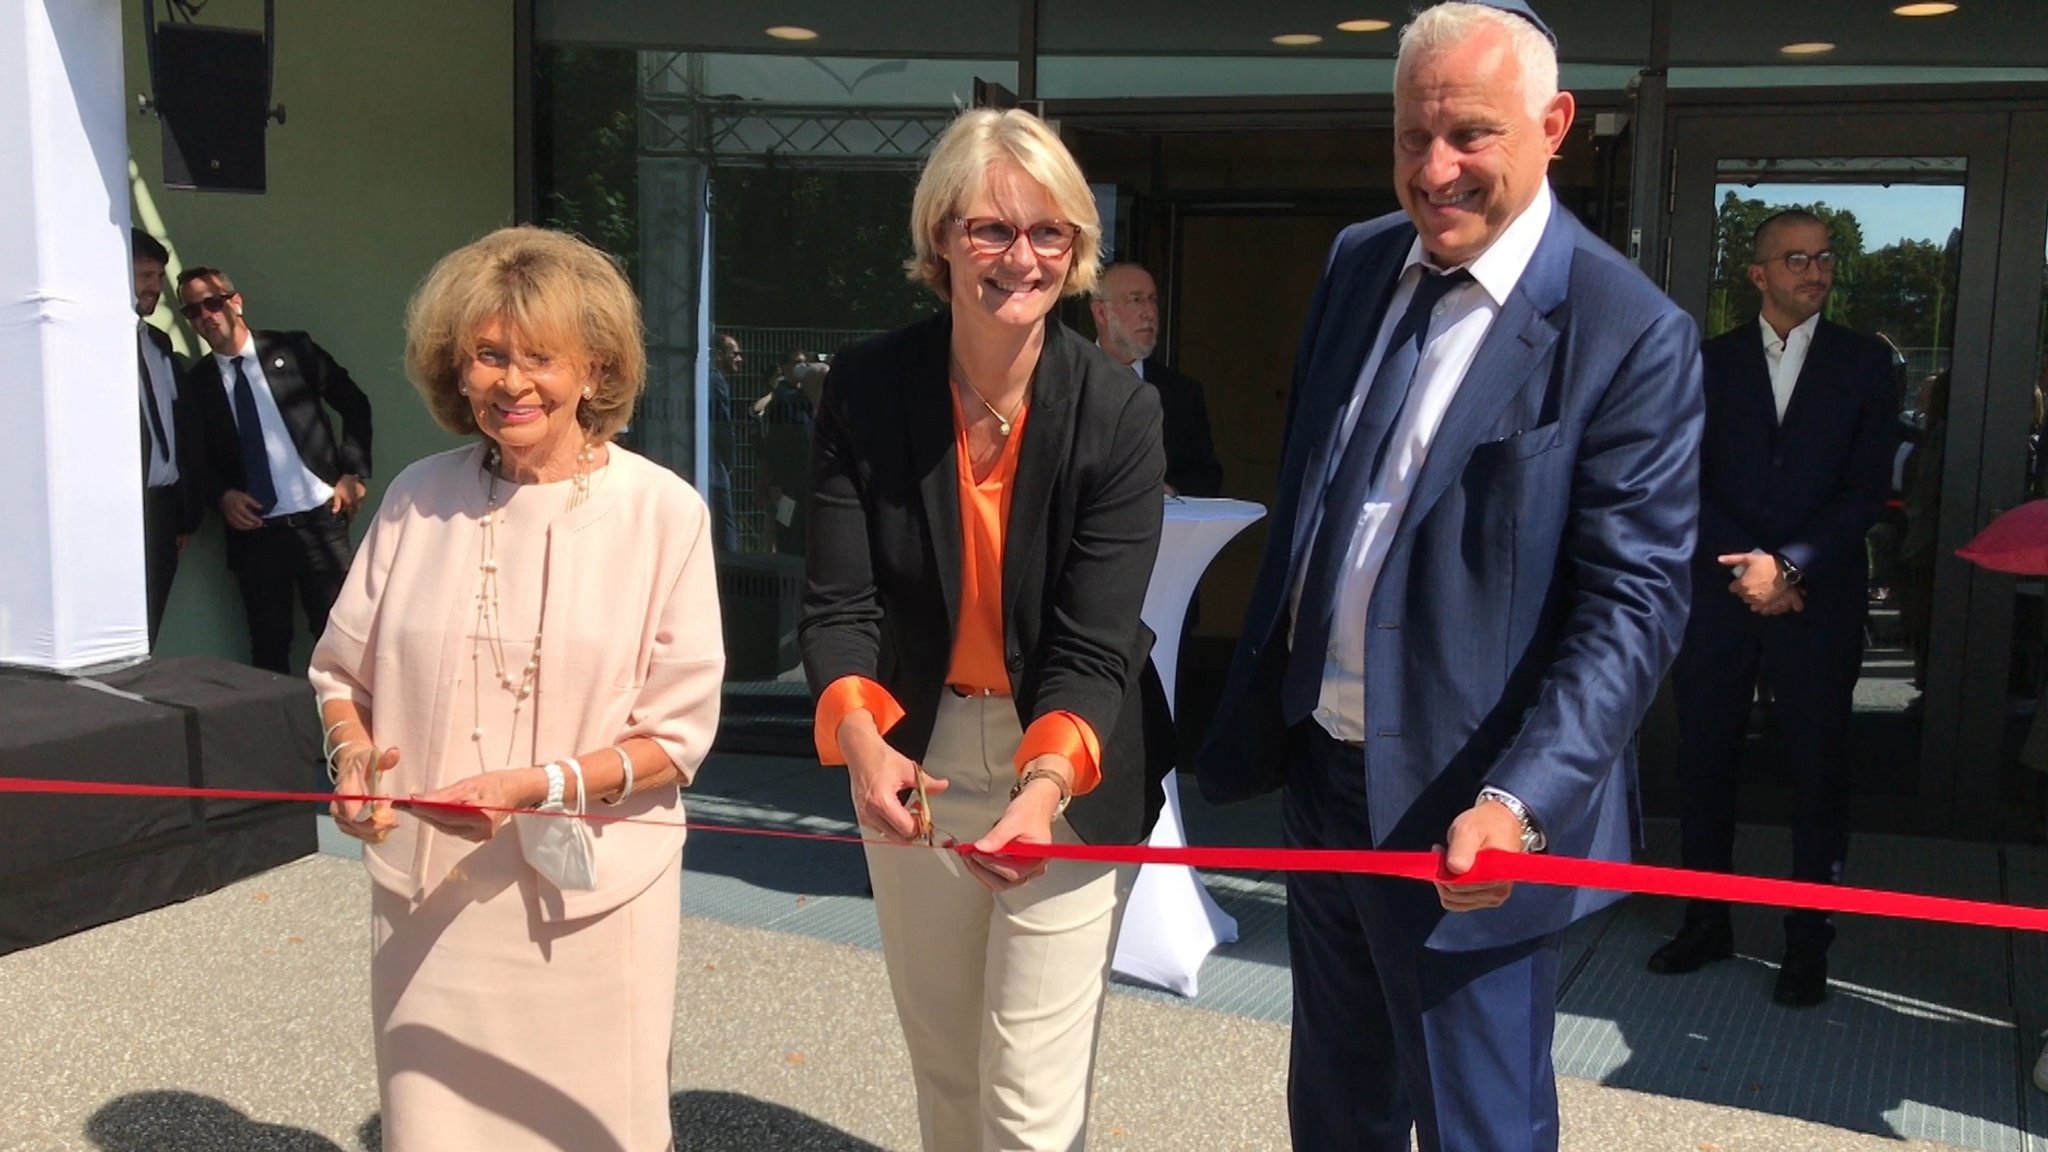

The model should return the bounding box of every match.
[912,765,935,847]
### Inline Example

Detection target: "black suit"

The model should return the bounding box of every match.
[1674,317,1898,952]
[1136,358,1223,497]
[800,314,1176,845]
[185,329,374,672]
[139,323,202,646]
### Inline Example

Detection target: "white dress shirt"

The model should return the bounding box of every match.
[139,322,181,489]
[1760,312,1819,422]
[1296,181,1555,743]
[215,335,333,517]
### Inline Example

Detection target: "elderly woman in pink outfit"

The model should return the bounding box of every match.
[309,226,723,1151]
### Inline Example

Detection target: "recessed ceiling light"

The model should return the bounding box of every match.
[1273,33,1324,46]
[1779,41,1836,55]
[1893,2,1958,14]
[1337,18,1392,33]
[765,25,818,41]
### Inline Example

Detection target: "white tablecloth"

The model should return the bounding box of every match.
[1111,497,1265,996]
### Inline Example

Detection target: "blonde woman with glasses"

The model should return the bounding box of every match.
[800,108,1175,1150]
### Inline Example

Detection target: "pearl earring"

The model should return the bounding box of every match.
[582,385,594,400]
[458,384,469,396]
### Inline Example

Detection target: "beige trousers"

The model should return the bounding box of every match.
[865,691,1133,1152]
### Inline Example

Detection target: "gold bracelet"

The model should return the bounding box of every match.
[1009,766,1072,817]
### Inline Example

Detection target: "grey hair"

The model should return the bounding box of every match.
[1398,3,1559,121]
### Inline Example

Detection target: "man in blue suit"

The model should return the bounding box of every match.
[1646,209,1897,1007]
[1195,3,1702,1148]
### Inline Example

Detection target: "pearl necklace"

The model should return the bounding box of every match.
[469,441,596,768]
[953,377,1025,436]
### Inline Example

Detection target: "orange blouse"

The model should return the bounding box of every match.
[813,389,1102,795]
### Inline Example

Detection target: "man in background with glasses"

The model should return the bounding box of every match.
[1089,263,1223,498]
[176,266,374,675]
[1649,208,1899,1007]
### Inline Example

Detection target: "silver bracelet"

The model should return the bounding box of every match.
[325,741,367,786]
[601,745,635,806]
[321,718,356,760]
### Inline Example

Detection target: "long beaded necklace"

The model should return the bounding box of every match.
[470,441,596,769]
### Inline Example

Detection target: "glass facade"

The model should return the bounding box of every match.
[534,0,2048,828]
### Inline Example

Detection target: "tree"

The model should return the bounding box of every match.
[535,48,641,280]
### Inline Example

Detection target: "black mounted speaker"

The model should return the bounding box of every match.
[154,23,269,194]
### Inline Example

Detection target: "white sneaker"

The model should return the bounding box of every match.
[2033,1034,2048,1094]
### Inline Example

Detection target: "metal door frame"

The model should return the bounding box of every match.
[1664,105,2027,836]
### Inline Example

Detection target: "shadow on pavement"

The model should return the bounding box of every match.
[85,1091,343,1151]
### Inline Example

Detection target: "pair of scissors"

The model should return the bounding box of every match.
[903,765,935,847]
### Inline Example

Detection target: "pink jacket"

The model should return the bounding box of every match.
[309,442,724,920]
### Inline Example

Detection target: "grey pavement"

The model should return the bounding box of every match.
[0,748,2035,1150]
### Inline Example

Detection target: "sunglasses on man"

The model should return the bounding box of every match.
[179,293,234,320]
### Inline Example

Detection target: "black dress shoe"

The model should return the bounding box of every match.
[1646,920,1734,974]
[1773,948,1828,1007]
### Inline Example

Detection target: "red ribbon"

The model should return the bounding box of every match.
[7,775,2046,934]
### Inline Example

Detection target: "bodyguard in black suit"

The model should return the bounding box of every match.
[177,267,373,674]
[132,230,202,647]
[1648,210,1898,1007]
[1089,262,1224,496]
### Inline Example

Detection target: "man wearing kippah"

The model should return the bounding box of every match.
[1198,3,1703,1147]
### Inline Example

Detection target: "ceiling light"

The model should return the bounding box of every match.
[1273,33,1324,46]
[1893,2,1958,14]
[765,25,818,41]
[1779,41,1836,55]
[1337,18,1392,33]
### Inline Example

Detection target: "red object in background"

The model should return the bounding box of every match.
[1958,499,2048,575]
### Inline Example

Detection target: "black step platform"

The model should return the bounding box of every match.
[0,657,318,956]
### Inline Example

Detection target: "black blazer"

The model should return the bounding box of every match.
[1138,358,1223,497]
[1692,317,1898,612]
[800,314,1175,845]
[185,329,375,513]
[141,323,206,534]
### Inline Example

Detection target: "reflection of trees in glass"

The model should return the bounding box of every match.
[711,166,930,330]
[536,48,640,281]
[1707,190,1959,367]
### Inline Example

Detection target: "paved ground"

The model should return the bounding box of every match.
[2,748,2037,1150]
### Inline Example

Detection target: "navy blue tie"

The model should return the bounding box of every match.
[1282,268,1471,724]
[229,358,279,515]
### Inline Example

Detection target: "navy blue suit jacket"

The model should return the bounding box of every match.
[1195,200,1704,950]
[1691,319,1897,616]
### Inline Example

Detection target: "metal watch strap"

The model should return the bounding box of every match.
[1478,787,1545,853]
[1011,767,1072,817]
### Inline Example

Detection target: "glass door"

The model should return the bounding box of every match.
[1663,108,2020,835]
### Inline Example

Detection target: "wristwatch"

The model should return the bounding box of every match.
[1478,787,1546,854]
[1774,553,1804,585]
[1011,766,1072,817]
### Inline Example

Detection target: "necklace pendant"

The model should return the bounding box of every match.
[998,419,1011,436]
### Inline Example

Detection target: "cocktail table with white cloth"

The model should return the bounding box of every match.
[1113,496,1265,996]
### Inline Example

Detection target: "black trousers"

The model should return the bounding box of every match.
[224,505,354,674]
[1672,588,1865,953]
[142,484,184,649]
[1283,722,1562,1152]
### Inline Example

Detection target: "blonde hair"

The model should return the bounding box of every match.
[904,108,1102,302]
[1399,2,1559,121]
[404,226,646,441]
